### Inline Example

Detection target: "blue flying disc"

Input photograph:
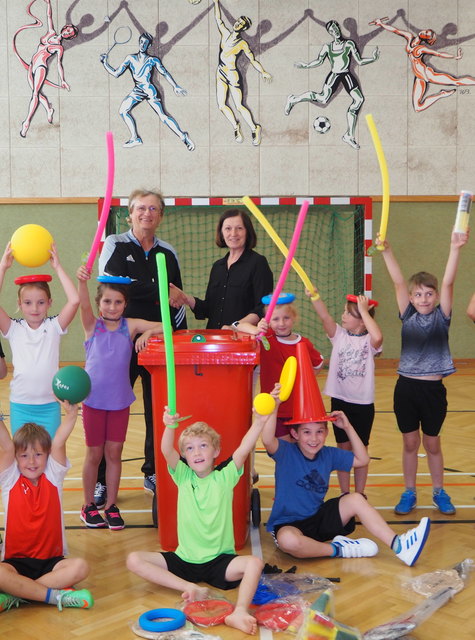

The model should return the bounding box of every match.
[97,275,132,285]
[261,292,295,305]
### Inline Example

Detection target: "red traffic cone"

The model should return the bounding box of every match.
[285,341,333,425]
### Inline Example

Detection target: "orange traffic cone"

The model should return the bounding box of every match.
[285,341,333,425]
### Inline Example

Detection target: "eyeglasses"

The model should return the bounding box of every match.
[134,205,160,215]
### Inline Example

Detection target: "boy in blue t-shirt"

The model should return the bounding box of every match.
[262,392,430,567]
[127,401,275,635]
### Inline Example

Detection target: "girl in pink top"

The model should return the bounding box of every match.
[308,290,382,497]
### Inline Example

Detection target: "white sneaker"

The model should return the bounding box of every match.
[396,517,430,566]
[332,535,379,558]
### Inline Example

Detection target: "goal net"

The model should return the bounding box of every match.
[99,196,372,359]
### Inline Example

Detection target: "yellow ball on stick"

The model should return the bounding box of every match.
[253,393,276,416]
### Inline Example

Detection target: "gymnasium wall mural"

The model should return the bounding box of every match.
[5,1,475,197]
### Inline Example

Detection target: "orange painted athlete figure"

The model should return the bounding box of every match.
[370,16,475,112]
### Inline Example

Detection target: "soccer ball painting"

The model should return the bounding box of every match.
[313,116,331,134]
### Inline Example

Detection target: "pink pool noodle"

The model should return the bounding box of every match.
[86,131,115,271]
[263,200,309,324]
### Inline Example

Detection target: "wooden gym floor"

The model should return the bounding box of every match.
[1,362,474,639]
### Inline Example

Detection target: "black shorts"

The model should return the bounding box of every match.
[161,552,240,591]
[272,496,355,543]
[394,375,447,436]
[2,556,64,580]
[331,398,374,445]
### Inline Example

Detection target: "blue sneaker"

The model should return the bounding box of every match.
[144,474,156,494]
[396,517,431,566]
[394,489,416,515]
[433,489,456,515]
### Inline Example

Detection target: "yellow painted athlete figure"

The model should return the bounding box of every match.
[214,0,272,146]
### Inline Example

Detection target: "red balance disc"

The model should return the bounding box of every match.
[14,274,52,285]
[183,599,234,626]
[254,601,304,631]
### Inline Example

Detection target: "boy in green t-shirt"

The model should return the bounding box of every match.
[127,398,277,635]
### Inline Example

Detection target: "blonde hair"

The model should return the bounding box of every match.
[178,422,220,454]
[13,423,51,456]
[267,302,299,321]
[127,188,165,225]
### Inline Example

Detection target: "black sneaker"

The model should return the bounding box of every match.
[80,503,106,528]
[104,504,125,530]
[144,474,156,494]
[93,482,107,509]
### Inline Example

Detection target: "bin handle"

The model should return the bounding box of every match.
[194,365,203,377]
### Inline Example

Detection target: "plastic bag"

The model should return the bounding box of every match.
[362,587,454,640]
[404,558,473,596]
[130,620,221,640]
[252,572,337,605]
[254,597,309,632]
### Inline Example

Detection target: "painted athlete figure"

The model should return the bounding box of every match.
[285,20,379,150]
[15,0,78,138]
[370,17,475,112]
[214,0,272,146]
[100,32,194,150]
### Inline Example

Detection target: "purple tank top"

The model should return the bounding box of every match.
[83,317,135,410]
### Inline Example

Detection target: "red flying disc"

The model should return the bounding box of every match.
[14,274,52,285]
[346,294,378,307]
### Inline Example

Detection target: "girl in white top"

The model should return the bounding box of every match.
[308,289,382,497]
[0,242,79,437]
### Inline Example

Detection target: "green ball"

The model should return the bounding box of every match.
[52,366,91,404]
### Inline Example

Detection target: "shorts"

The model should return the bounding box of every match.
[330,398,374,446]
[393,375,447,436]
[82,405,130,446]
[162,552,240,591]
[272,496,355,543]
[3,556,64,580]
[10,401,61,439]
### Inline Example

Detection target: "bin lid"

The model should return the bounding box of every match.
[138,329,259,366]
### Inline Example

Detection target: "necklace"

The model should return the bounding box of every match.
[347,329,368,337]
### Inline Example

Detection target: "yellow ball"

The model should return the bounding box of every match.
[11,224,53,268]
[253,392,276,416]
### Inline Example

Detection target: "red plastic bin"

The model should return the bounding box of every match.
[138,329,259,550]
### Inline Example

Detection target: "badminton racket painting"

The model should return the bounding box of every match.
[102,26,132,59]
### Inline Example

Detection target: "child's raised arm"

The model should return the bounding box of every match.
[357,295,383,350]
[331,410,370,468]
[376,235,410,315]
[161,406,180,470]
[0,243,14,335]
[51,244,80,330]
[439,230,469,317]
[76,265,96,338]
[0,412,14,473]
[260,384,281,456]
[306,286,337,338]
[51,401,79,466]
